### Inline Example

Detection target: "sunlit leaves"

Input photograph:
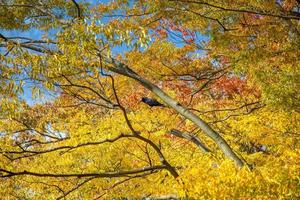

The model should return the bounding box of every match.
[0,0,300,199]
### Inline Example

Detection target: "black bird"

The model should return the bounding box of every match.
[141,97,164,107]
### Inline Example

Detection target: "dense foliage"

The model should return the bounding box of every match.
[0,0,299,199]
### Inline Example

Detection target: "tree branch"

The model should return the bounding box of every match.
[170,129,210,153]
[105,57,245,168]
[0,165,166,178]
[169,0,300,20]
[71,0,81,19]
[3,133,134,160]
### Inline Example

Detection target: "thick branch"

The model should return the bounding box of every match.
[99,55,179,178]
[107,58,244,168]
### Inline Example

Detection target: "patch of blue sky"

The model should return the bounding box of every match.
[1,29,43,39]
[1,0,210,105]
[19,83,58,106]
[1,28,59,42]
[84,0,111,5]
[0,28,59,106]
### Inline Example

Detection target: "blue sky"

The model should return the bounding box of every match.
[1,0,209,106]
[0,0,109,105]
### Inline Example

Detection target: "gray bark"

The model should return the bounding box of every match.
[170,129,211,153]
[108,60,244,168]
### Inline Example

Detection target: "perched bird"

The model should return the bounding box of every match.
[141,97,165,107]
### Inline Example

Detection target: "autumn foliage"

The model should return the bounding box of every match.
[0,0,299,199]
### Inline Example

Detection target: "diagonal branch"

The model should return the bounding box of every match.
[105,56,245,168]
[170,129,211,153]
[59,74,113,105]
[98,55,179,178]
[57,177,95,200]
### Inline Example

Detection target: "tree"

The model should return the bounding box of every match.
[0,0,299,199]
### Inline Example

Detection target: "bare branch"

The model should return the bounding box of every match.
[169,0,300,20]
[106,56,245,168]
[98,55,179,178]
[3,133,134,160]
[0,165,166,178]
[170,129,210,153]
[56,177,95,200]
[59,74,114,105]
[71,0,81,19]
[94,172,156,199]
